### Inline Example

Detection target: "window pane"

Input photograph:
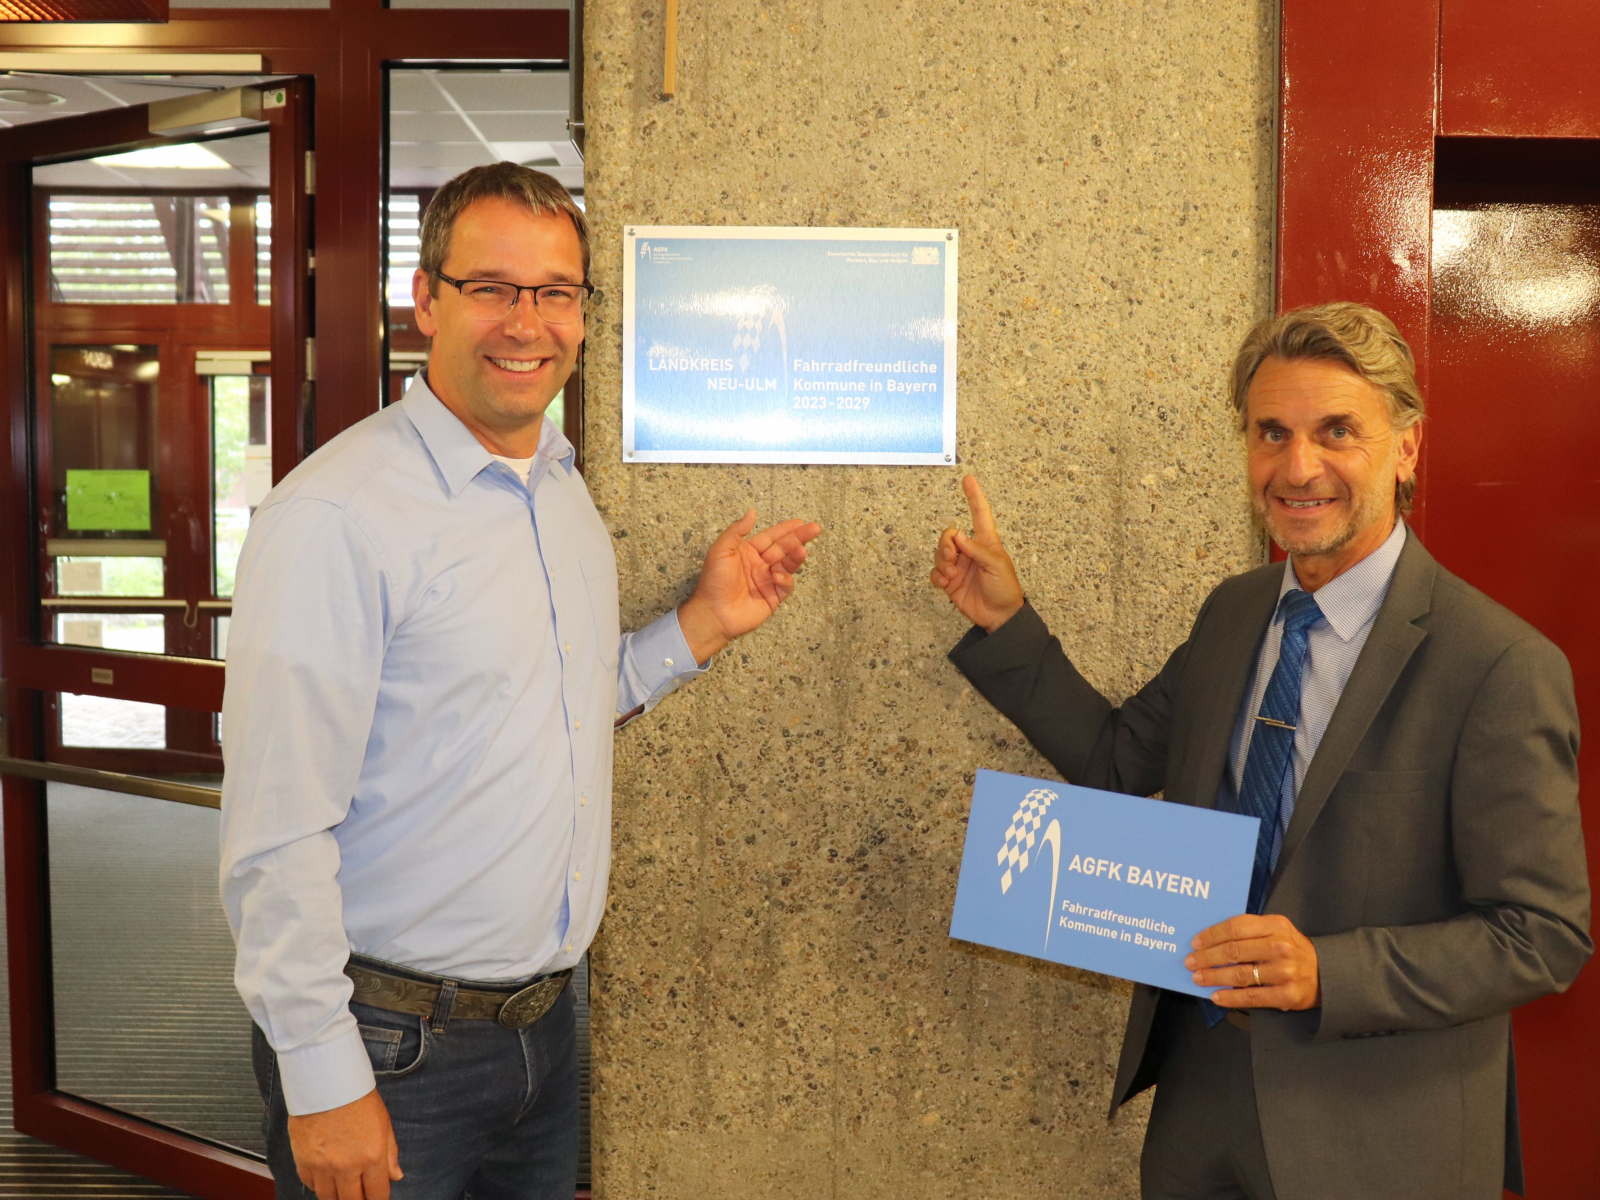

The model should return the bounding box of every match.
[54,556,164,597]
[47,782,264,1156]
[213,374,272,598]
[386,67,581,400]
[47,195,233,305]
[48,345,160,539]
[388,69,578,194]
[387,192,420,308]
[55,612,166,654]
[60,693,167,749]
[256,195,272,305]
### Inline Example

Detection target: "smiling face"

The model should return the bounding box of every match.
[413,196,585,456]
[1245,356,1421,588]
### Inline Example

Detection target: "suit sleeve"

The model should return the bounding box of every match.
[1314,633,1593,1040]
[948,597,1210,797]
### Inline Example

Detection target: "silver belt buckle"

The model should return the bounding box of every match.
[497,971,570,1029]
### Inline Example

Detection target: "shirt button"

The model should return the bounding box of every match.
[580,795,588,806]
[664,657,674,667]
[565,642,573,654]
[574,719,581,730]
[574,869,581,881]
[565,942,573,953]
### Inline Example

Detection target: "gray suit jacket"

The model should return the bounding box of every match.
[949,529,1590,1200]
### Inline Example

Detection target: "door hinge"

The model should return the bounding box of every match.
[305,336,316,382]
[305,150,315,195]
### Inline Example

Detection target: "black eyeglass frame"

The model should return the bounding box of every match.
[432,271,596,322]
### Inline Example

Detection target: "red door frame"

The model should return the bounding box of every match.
[1279,2,1600,1195]
[0,96,291,1199]
[0,6,570,1196]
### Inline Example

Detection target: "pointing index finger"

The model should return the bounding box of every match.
[962,474,998,540]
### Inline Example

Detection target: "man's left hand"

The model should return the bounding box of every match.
[1186,913,1321,1011]
[678,510,822,663]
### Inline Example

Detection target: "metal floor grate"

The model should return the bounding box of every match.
[0,810,199,1199]
[3,782,592,1196]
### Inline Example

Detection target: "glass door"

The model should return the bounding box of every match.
[0,79,311,1200]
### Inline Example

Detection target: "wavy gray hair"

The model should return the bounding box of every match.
[1229,302,1425,515]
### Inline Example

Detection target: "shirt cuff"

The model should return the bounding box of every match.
[274,1024,377,1116]
[616,608,712,721]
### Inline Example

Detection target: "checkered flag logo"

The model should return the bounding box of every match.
[732,284,787,372]
[998,787,1057,893]
[995,786,1065,948]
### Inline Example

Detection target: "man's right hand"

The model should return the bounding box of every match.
[288,1088,403,1200]
[930,474,1025,633]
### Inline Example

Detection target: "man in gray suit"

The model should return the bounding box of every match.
[930,302,1590,1200]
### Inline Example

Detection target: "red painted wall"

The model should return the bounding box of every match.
[1281,4,1600,1195]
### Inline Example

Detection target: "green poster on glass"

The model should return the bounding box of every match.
[65,469,151,531]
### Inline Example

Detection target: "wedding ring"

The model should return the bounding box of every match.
[1251,965,1262,987]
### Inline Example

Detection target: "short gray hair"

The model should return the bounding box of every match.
[1229,302,1425,515]
[418,162,590,294]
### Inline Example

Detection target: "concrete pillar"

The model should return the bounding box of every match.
[581,2,1276,1192]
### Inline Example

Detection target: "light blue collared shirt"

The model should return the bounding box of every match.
[220,376,705,1115]
[1225,519,1408,871]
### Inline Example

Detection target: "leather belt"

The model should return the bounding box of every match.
[345,957,573,1031]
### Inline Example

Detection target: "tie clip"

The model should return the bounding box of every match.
[1255,716,1296,731]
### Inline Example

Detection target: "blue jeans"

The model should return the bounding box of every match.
[253,987,579,1200]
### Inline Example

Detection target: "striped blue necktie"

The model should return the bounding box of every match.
[1201,588,1322,1028]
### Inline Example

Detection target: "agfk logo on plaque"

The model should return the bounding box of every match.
[949,769,1259,997]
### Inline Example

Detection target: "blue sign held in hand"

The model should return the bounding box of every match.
[949,769,1259,997]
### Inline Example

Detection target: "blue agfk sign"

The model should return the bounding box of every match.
[949,769,1259,997]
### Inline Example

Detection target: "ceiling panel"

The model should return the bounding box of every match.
[468,112,569,141]
[389,112,477,141]
[431,70,567,111]
[0,73,283,128]
[34,129,271,190]
[388,67,579,190]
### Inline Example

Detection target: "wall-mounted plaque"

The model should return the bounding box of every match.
[623,225,957,465]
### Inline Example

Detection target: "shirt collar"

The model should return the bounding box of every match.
[536,407,577,475]
[400,371,575,497]
[1282,518,1408,642]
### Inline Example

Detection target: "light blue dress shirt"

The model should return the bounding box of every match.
[1224,518,1408,872]
[220,375,706,1115]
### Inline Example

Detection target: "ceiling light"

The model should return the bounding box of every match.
[92,143,232,170]
[0,88,64,106]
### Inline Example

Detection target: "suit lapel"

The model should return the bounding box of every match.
[1269,529,1435,892]
[1179,567,1280,810]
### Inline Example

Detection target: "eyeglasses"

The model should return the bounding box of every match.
[433,271,594,323]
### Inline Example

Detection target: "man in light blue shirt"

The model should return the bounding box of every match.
[221,163,820,1200]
